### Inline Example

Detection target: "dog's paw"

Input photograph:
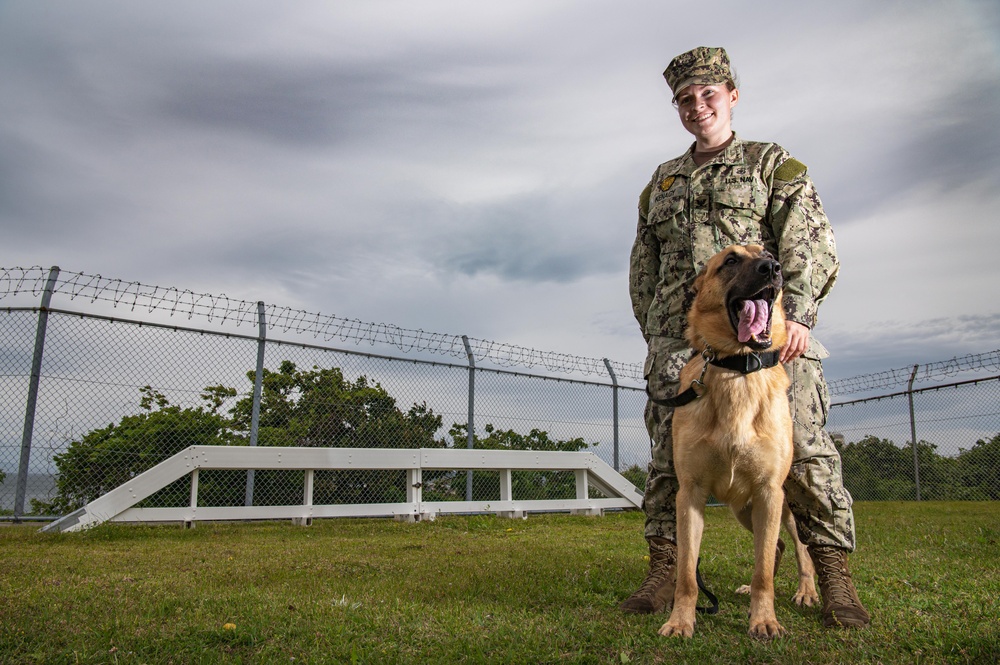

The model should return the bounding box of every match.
[748,618,786,640]
[735,584,751,595]
[658,619,695,638]
[792,586,819,607]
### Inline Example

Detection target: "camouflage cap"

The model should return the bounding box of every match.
[663,47,734,101]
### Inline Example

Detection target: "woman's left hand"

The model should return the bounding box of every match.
[781,321,810,363]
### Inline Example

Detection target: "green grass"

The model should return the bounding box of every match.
[1,503,998,664]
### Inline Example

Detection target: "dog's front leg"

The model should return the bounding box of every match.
[659,483,705,638]
[748,484,787,639]
[782,503,819,607]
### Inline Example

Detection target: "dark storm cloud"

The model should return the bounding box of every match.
[445,225,614,283]
[418,176,633,284]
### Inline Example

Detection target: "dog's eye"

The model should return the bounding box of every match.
[723,255,739,266]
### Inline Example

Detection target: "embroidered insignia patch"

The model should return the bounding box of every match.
[659,176,675,191]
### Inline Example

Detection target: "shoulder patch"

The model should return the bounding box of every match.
[774,158,807,182]
[639,182,652,217]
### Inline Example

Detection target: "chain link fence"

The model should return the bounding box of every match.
[2,266,998,521]
[1,267,651,520]
[827,375,1000,501]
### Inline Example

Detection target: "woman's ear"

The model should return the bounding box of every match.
[729,87,739,108]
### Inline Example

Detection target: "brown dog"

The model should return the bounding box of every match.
[658,244,817,640]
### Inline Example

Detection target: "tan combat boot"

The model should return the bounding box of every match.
[809,545,871,628]
[620,536,677,614]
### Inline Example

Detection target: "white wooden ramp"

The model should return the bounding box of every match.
[40,447,643,533]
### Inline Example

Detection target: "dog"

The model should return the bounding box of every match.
[658,244,818,640]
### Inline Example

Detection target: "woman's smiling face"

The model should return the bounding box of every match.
[674,83,739,147]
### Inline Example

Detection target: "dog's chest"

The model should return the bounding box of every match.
[704,441,767,506]
[674,382,791,504]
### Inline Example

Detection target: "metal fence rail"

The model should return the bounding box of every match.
[2,265,998,521]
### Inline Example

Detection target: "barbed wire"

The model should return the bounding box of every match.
[1,266,645,381]
[10,266,996,391]
[828,350,1000,396]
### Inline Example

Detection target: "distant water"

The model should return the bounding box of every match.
[0,474,58,514]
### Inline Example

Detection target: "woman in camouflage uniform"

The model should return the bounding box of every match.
[621,46,870,629]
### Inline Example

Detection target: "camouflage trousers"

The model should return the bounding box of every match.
[641,334,856,551]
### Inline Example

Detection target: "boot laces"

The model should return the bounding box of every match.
[635,545,676,598]
[814,548,855,605]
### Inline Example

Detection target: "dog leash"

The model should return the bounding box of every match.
[647,347,783,408]
[695,557,720,615]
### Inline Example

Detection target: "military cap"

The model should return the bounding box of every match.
[663,46,734,101]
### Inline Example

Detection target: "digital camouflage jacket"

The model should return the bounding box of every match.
[629,135,839,342]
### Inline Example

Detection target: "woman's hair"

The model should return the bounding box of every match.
[726,72,739,118]
[726,68,740,92]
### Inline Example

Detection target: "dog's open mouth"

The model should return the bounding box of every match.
[728,287,776,348]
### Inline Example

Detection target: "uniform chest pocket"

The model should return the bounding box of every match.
[648,192,689,247]
[712,188,768,245]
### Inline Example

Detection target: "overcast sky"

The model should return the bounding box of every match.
[2,0,998,383]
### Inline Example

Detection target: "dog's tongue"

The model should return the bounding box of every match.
[737,299,770,343]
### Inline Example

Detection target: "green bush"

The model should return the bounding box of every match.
[838,433,1000,501]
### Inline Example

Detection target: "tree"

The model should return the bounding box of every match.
[431,423,595,502]
[32,386,240,514]
[836,433,1000,501]
[229,361,442,449]
[838,435,918,500]
[620,464,647,492]
[34,364,451,513]
[954,433,1000,500]
[226,362,446,505]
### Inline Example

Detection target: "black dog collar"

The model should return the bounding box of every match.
[708,349,782,374]
[648,348,783,408]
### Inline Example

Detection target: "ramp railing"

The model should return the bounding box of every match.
[40,447,643,533]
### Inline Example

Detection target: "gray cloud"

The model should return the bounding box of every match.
[1,0,998,378]
[819,313,1000,383]
[428,192,628,283]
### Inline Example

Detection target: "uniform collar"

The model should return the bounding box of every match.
[714,133,746,165]
[669,133,746,176]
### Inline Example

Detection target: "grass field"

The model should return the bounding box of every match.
[1,502,998,664]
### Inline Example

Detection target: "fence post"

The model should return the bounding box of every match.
[14,266,60,520]
[245,301,266,507]
[907,363,921,501]
[462,335,475,502]
[603,358,620,471]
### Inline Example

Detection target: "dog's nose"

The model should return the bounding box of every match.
[757,259,781,278]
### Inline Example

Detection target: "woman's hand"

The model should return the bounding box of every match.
[781,321,810,364]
